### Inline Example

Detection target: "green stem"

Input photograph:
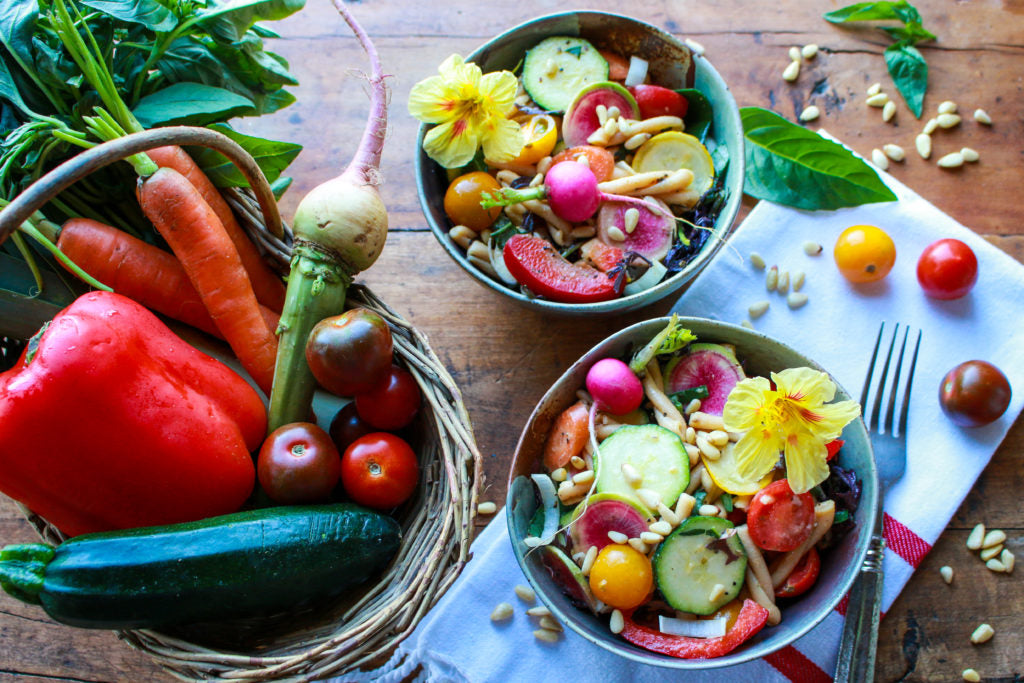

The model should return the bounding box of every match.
[84,112,157,177]
[267,241,353,432]
[479,184,546,210]
[9,232,43,295]
[19,222,112,292]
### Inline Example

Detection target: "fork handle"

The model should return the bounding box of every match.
[834,532,885,682]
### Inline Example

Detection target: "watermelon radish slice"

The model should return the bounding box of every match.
[569,498,649,555]
[664,343,746,416]
[538,545,599,612]
[563,82,640,147]
[596,198,675,261]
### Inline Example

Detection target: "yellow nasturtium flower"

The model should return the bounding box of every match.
[408,54,523,169]
[722,367,860,494]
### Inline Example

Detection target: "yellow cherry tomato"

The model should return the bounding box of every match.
[588,544,653,610]
[443,171,502,232]
[833,224,896,283]
[510,114,558,165]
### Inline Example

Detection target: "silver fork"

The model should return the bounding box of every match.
[834,322,922,683]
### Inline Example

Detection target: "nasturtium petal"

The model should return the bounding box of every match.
[422,119,479,169]
[783,430,830,494]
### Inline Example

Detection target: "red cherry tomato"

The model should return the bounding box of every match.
[355,365,421,430]
[916,238,979,300]
[258,423,341,504]
[306,308,393,397]
[503,234,618,304]
[775,547,821,598]
[825,439,844,462]
[628,85,689,120]
[329,402,375,453]
[939,360,1012,427]
[341,433,419,509]
[746,479,816,552]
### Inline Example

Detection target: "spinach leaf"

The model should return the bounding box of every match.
[884,42,927,118]
[79,0,177,33]
[676,88,713,142]
[824,1,917,23]
[190,122,301,187]
[741,107,896,210]
[157,36,253,96]
[0,0,38,69]
[132,82,253,127]
[195,0,305,42]
[0,56,33,116]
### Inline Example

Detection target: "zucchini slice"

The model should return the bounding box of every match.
[594,424,689,509]
[522,36,608,112]
[653,515,747,615]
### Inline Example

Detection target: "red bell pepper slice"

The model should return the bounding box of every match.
[503,234,618,303]
[619,599,770,659]
[826,439,844,461]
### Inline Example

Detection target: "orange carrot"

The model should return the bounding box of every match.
[136,168,277,394]
[56,218,279,340]
[147,145,286,313]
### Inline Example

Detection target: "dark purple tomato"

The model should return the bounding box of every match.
[939,360,1012,427]
[258,422,341,504]
[329,402,375,453]
[306,308,393,397]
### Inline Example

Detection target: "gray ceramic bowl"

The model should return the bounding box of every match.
[506,317,878,668]
[415,12,744,315]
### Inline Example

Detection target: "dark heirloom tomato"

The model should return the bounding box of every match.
[342,433,419,509]
[355,365,421,430]
[917,238,978,300]
[258,423,341,504]
[306,308,393,397]
[939,360,1011,427]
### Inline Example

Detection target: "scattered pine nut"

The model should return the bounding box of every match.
[491,602,514,621]
[708,430,730,447]
[982,529,1006,548]
[684,398,702,416]
[621,462,643,487]
[866,82,882,96]
[803,241,823,256]
[637,488,662,509]
[937,113,962,129]
[788,46,802,62]
[766,265,779,291]
[685,38,706,56]
[883,144,906,162]
[623,208,641,234]
[866,92,889,108]
[787,292,809,309]
[570,455,586,470]
[477,501,497,515]
[606,106,621,120]
[610,608,625,634]
[515,584,537,603]
[749,252,766,269]
[938,100,958,114]
[657,502,682,527]
[696,433,721,460]
[573,470,595,485]
[699,504,719,516]
[741,320,754,329]
[967,524,986,550]
[685,426,697,444]
[581,545,598,575]
[523,536,543,547]
[700,467,715,494]
[551,467,568,482]
[980,544,1003,562]
[973,108,992,125]
[882,100,897,122]
[748,300,770,319]
[628,537,649,554]
[801,44,819,59]
[1002,549,1015,573]
[641,531,664,544]
[607,226,627,242]
[527,605,552,617]
[534,628,560,643]
[777,270,790,294]
[782,60,800,82]
[962,669,981,683]
[871,148,889,171]
[540,615,563,632]
[961,147,980,162]
[799,105,820,122]
[923,118,940,135]
[793,271,806,291]
[650,520,673,536]
[675,493,696,519]
[708,583,727,603]
[940,565,954,584]
[607,530,629,545]
[985,558,1006,573]
[970,623,994,644]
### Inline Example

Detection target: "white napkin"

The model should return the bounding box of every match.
[346,159,1024,682]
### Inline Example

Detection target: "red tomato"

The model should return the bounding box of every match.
[939,360,1012,427]
[775,547,821,598]
[341,433,419,509]
[628,85,689,120]
[503,234,618,303]
[258,423,341,504]
[747,479,816,552]
[916,238,979,300]
[825,439,844,462]
[355,365,421,430]
[329,402,375,453]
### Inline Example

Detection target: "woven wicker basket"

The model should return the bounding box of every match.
[0,127,482,682]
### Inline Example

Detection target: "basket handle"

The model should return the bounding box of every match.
[0,126,284,247]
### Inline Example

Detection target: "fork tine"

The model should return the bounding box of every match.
[869,323,900,432]
[883,326,910,435]
[896,329,922,437]
[860,322,886,414]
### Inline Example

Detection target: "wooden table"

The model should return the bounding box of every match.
[1,1,1021,680]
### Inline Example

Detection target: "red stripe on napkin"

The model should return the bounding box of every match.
[764,645,832,683]
[882,513,932,567]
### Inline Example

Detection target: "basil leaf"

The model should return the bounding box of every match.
[677,88,713,142]
[191,122,301,188]
[881,23,936,44]
[824,1,917,23]
[884,42,927,118]
[741,107,897,210]
[721,493,734,513]
[132,82,253,127]
[80,0,178,32]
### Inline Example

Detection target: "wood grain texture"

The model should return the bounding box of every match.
[0,1,1021,681]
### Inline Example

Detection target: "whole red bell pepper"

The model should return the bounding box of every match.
[0,291,262,536]
[620,599,770,659]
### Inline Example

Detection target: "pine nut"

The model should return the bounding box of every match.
[540,615,563,632]
[787,292,810,309]
[883,144,906,161]
[967,523,986,550]
[882,100,897,122]
[696,432,721,460]
[708,583,727,602]
[937,113,962,129]
[783,60,800,82]
[477,501,497,515]
[923,118,939,135]
[515,584,536,603]
[607,106,621,120]
[523,536,543,547]
[570,455,586,470]
[793,271,806,291]
[1002,549,1015,573]
[788,46,802,62]
[940,565,954,584]
[545,59,558,77]
[741,320,754,329]
[699,504,719,516]
[980,544,1003,561]
[962,669,981,683]
[766,264,779,291]
[551,467,567,482]
[624,132,650,150]
[581,545,598,575]
[799,105,820,122]
[690,412,725,431]
[803,241,823,256]
[637,488,662,509]
[607,530,629,544]
[650,520,673,536]
[986,558,1006,572]
[675,493,696,519]
[622,208,641,234]
[685,38,706,56]
[866,93,889,107]
[628,537,649,554]
[974,108,992,125]
[871,148,889,171]
[621,462,643,487]
[641,531,664,545]
[970,623,994,644]
[700,467,714,493]
[607,226,627,242]
[557,480,589,504]
[961,147,980,162]
[982,529,1006,548]
[748,300,770,319]
[777,270,790,294]
[527,605,551,617]
[750,252,766,269]
[610,608,625,634]
[534,628,560,643]
[938,100,958,114]
[658,502,682,527]
[708,430,730,447]
[685,426,698,444]
[684,442,700,465]
[866,82,881,96]
[915,134,932,159]
[573,470,595,485]
[802,44,819,59]
[491,602,514,621]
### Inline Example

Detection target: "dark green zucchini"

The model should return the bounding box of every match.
[0,503,401,629]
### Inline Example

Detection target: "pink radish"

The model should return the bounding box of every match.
[586,358,643,415]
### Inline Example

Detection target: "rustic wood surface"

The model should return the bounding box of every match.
[1,1,1022,681]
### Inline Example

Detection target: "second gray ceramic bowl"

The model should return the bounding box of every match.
[416,12,744,315]
[506,318,878,669]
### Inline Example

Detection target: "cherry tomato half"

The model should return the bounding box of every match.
[775,547,821,598]
[258,422,341,504]
[341,433,419,509]
[329,402,375,453]
[510,114,558,165]
[939,360,1012,427]
[588,544,653,610]
[306,308,393,397]
[628,85,689,120]
[355,364,421,430]
[834,224,896,283]
[443,171,502,232]
[916,238,979,300]
[747,479,816,552]
[550,146,616,182]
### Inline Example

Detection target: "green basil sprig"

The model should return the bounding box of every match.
[741,107,897,210]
